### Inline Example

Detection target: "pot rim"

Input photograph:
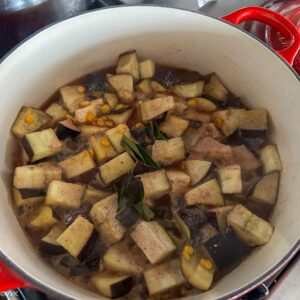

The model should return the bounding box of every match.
[0,5,299,300]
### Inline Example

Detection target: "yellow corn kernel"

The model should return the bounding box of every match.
[187,99,197,108]
[65,113,77,124]
[117,124,127,134]
[86,111,95,122]
[88,149,95,158]
[24,114,34,125]
[213,117,224,129]
[96,118,105,126]
[79,100,90,107]
[115,103,124,110]
[183,245,194,260]
[105,120,114,127]
[101,104,111,113]
[101,139,111,147]
[199,258,213,271]
[77,85,86,94]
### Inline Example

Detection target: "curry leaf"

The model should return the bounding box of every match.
[146,121,167,141]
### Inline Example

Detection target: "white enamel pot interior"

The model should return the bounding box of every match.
[0,6,299,300]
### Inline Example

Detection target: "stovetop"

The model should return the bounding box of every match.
[1,1,299,299]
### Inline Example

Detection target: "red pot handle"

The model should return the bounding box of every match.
[222,6,300,65]
[0,260,30,291]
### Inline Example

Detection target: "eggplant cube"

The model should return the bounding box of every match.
[252,172,279,205]
[203,227,249,273]
[58,150,96,179]
[99,152,135,185]
[238,109,268,130]
[144,259,185,296]
[228,204,274,246]
[260,144,282,174]
[181,160,212,186]
[185,179,224,206]
[159,115,190,137]
[13,163,62,190]
[104,240,146,274]
[45,180,85,209]
[204,73,229,102]
[11,106,52,138]
[139,59,155,79]
[107,109,133,125]
[140,96,175,122]
[56,120,80,140]
[56,215,94,257]
[166,170,190,193]
[45,102,67,124]
[173,80,204,98]
[106,124,132,153]
[21,128,62,162]
[108,74,134,103]
[91,272,133,299]
[90,194,126,245]
[83,186,112,204]
[90,135,118,163]
[39,225,66,255]
[131,221,176,264]
[28,206,58,230]
[116,51,140,80]
[152,137,185,166]
[74,99,103,123]
[60,85,85,112]
[217,164,242,194]
[104,93,118,109]
[232,145,261,173]
[12,188,44,208]
[206,206,233,232]
[139,170,171,199]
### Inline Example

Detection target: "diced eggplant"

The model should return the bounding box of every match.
[13,163,62,189]
[90,135,117,163]
[252,173,279,205]
[104,240,146,274]
[181,160,212,186]
[11,106,52,138]
[80,125,109,138]
[99,152,135,185]
[21,128,62,162]
[217,164,242,194]
[39,224,66,255]
[206,206,233,232]
[91,272,133,299]
[152,137,185,166]
[202,227,249,273]
[104,93,118,109]
[204,73,229,102]
[191,97,217,112]
[83,186,112,204]
[58,150,96,179]
[139,170,171,199]
[136,79,152,96]
[106,124,132,153]
[45,102,67,124]
[212,109,245,137]
[232,145,261,173]
[244,199,273,220]
[173,80,204,98]
[144,259,185,296]
[28,205,58,230]
[159,115,189,138]
[150,81,167,92]
[237,129,267,151]
[106,109,133,125]
[227,204,274,246]
[260,144,282,175]
[185,179,224,206]
[56,120,80,140]
[107,74,134,103]
[18,189,45,199]
[198,224,219,244]
[192,137,233,167]
[166,169,190,193]
[45,180,85,209]
[12,188,44,207]
[60,85,86,112]
[90,194,126,245]
[182,109,211,123]
[74,99,103,123]
[140,96,175,123]
[131,220,176,264]
[139,59,155,79]
[180,245,214,291]
[116,51,140,80]
[238,109,268,131]
[116,206,140,228]
[175,207,207,240]
[56,216,94,259]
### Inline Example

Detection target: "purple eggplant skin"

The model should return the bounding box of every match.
[19,189,45,199]
[56,122,80,140]
[38,241,66,256]
[78,230,99,262]
[110,277,134,299]
[237,129,267,151]
[84,236,107,270]
[245,199,273,220]
[203,227,250,274]
[20,137,34,161]
[116,206,140,228]
[178,207,207,235]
